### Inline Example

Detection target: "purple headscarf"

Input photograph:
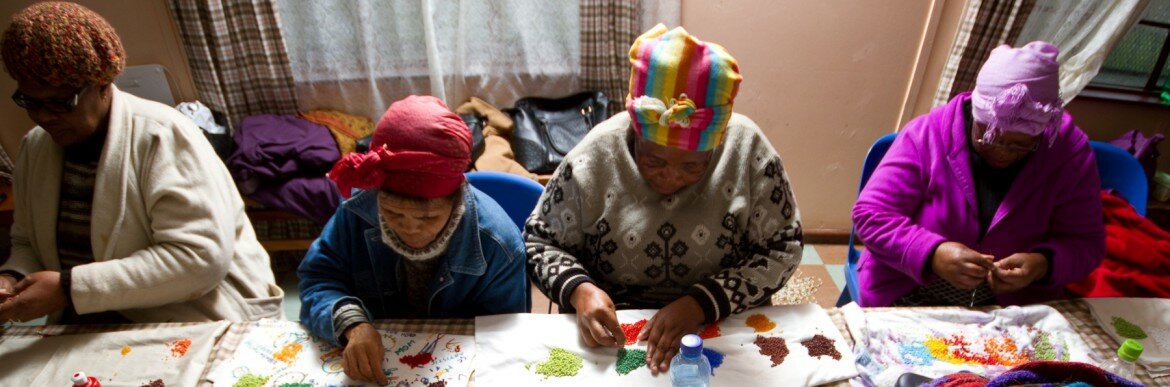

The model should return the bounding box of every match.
[971,41,1063,147]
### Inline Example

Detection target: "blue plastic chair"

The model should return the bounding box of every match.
[1090,141,1148,216]
[834,136,1150,306]
[466,171,545,231]
[836,133,897,307]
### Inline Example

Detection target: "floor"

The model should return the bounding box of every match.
[277,244,852,320]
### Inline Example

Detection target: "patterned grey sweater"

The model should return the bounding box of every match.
[525,112,803,323]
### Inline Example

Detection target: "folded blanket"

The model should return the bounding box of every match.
[1067,191,1170,298]
[229,114,341,224]
[299,109,375,156]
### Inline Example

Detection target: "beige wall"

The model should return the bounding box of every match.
[5,1,1161,232]
[682,0,966,231]
[1066,98,1170,174]
[0,0,198,157]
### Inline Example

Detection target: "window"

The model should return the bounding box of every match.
[1089,1,1170,95]
[274,0,581,119]
[275,0,579,83]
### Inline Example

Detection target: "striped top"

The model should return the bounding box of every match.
[57,130,106,273]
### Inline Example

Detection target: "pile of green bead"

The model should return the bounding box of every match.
[615,348,648,375]
[232,374,270,387]
[533,347,584,378]
[1112,317,1148,339]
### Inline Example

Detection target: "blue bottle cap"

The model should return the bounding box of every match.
[680,334,703,358]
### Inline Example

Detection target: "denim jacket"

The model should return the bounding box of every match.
[298,186,530,345]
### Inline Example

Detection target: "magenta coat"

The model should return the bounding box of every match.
[852,93,1105,307]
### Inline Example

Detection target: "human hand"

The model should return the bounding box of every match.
[0,274,17,302]
[342,323,389,385]
[990,252,1049,294]
[0,271,66,322]
[639,295,704,375]
[570,282,624,347]
[930,242,995,290]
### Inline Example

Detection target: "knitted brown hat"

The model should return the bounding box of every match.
[1,2,126,88]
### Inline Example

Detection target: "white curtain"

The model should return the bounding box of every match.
[1016,0,1150,104]
[276,0,580,120]
[639,0,681,32]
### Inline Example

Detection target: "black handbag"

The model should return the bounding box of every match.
[509,91,609,174]
[463,113,486,165]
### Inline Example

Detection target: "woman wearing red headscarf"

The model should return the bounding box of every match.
[298,95,529,384]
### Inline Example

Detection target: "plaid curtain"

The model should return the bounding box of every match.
[932,0,1036,107]
[580,0,641,117]
[168,0,298,127]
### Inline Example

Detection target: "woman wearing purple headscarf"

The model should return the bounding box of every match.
[852,42,1105,307]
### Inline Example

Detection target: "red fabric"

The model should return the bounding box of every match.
[1066,191,1170,298]
[329,95,471,199]
[928,373,988,387]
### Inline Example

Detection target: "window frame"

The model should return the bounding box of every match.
[1083,19,1170,105]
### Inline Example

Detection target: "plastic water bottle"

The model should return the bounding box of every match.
[1102,339,1143,381]
[670,334,712,387]
[70,371,101,387]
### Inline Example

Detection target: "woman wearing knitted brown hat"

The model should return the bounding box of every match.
[0,2,282,324]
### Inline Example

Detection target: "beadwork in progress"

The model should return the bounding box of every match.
[0,321,227,385]
[472,305,857,386]
[207,320,474,387]
[844,304,1094,386]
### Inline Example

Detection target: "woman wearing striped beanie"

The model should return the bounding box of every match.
[526,24,804,372]
[0,2,282,325]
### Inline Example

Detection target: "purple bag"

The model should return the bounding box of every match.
[1110,129,1164,180]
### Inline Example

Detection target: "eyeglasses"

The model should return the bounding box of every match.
[975,138,1038,154]
[633,138,713,175]
[11,86,90,113]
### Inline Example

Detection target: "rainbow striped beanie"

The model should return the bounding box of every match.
[627,24,742,152]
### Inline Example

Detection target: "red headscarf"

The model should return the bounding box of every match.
[329,95,471,199]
